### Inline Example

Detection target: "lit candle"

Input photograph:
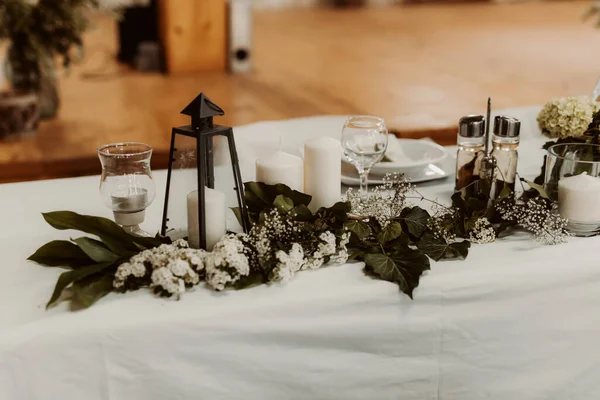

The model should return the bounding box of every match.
[304,137,342,212]
[256,151,304,192]
[558,172,600,223]
[187,188,227,250]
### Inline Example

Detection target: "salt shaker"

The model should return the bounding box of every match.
[491,116,520,193]
[455,115,485,194]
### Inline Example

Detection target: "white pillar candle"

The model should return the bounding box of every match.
[187,188,227,251]
[256,151,304,192]
[304,137,342,212]
[558,172,600,223]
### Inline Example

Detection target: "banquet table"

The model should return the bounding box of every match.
[2,106,600,400]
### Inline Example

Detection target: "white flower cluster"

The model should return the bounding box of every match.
[114,239,205,298]
[271,231,351,282]
[346,173,414,228]
[496,198,568,245]
[468,217,496,244]
[537,96,598,139]
[204,234,250,291]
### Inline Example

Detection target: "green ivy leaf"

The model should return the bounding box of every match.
[72,237,121,263]
[70,272,115,311]
[47,262,114,309]
[399,207,430,239]
[416,233,470,261]
[363,246,430,298]
[273,184,312,207]
[522,179,549,200]
[290,204,313,221]
[497,182,513,201]
[28,240,93,268]
[377,221,403,245]
[344,220,371,240]
[273,195,294,213]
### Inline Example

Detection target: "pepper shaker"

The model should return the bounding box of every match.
[491,116,520,194]
[455,115,485,195]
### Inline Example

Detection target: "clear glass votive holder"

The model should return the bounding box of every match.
[544,143,600,237]
[98,142,156,236]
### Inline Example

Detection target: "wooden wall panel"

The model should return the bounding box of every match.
[159,0,227,73]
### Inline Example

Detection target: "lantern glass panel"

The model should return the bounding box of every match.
[163,134,199,240]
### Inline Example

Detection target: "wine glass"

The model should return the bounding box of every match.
[98,142,156,236]
[341,116,389,192]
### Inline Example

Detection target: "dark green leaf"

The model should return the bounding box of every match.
[344,220,371,240]
[234,272,268,290]
[377,221,403,245]
[290,204,313,221]
[522,179,549,200]
[28,240,93,268]
[273,184,312,207]
[399,206,430,239]
[363,246,430,298]
[70,272,114,311]
[245,181,272,205]
[72,237,120,263]
[497,182,513,201]
[231,207,245,228]
[416,233,470,261]
[47,262,114,308]
[273,195,294,213]
[42,211,163,254]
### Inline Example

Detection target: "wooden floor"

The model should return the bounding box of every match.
[1,0,599,182]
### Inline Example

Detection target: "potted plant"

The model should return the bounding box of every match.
[0,0,98,139]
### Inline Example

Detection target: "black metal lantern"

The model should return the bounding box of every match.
[160,93,250,249]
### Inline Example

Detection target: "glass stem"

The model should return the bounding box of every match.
[359,168,370,193]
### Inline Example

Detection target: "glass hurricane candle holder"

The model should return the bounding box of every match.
[544,143,600,237]
[98,142,156,236]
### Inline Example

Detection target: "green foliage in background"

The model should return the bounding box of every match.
[0,0,98,92]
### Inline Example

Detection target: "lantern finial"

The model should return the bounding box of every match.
[181,93,225,131]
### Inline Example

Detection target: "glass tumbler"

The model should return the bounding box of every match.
[341,116,389,193]
[544,143,600,237]
[98,142,156,236]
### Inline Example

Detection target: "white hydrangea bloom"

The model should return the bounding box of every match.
[272,243,305,282]
[317,231,337,256]
[537,96,598,139]
[205,234,250,291]
[151,267,185,297]
[114,239,207,294]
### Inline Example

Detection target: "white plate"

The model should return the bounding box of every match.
[341,153,454,186]
[363,137,448,174]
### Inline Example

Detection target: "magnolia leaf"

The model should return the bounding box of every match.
[522,179,549,200]
[72,237,121,263]
[363,246,430,298]
[399,207,430,239]
[70,272,114,311]
[273,195,294,213]
[47,262,114,308]
[416,233,470,261]
[42,211,163,254]
[344,220,371,240]
[377,221,403,245]
[28,240,93,268]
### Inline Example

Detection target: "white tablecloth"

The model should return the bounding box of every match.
[3,107,600,400]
